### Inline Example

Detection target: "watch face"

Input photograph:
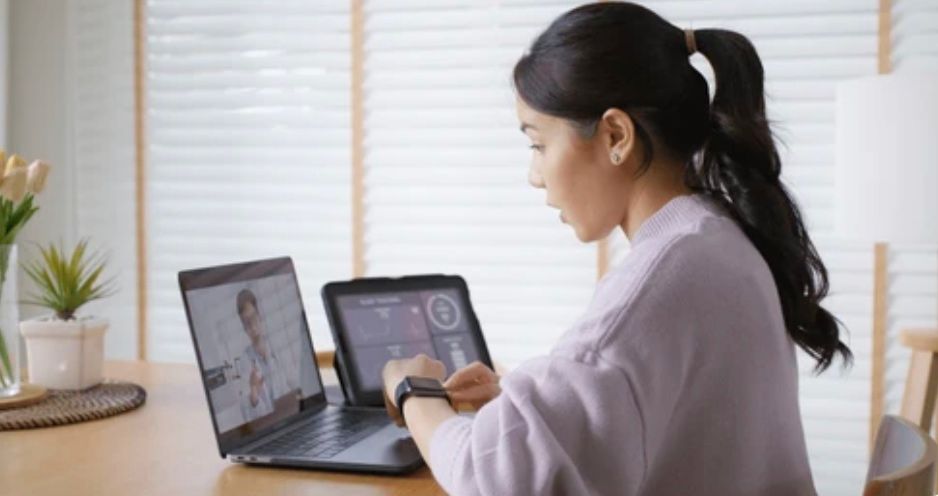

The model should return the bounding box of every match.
[407,376,444,391]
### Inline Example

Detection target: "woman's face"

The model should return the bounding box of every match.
[515,96,635,242]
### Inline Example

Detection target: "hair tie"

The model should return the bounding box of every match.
[684,28,697,55]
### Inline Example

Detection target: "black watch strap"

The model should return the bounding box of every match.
[394,376,449,426]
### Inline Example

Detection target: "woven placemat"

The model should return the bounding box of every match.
[0,380,146,431]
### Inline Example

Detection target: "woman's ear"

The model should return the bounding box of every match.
[599,108,636,166]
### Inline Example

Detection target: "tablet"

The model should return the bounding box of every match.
[321,274,493,407]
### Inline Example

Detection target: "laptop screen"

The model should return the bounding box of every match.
[180,258,324,453]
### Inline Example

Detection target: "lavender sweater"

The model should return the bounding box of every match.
[429,194,816,495]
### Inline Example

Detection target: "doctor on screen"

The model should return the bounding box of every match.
[235,288,291,422]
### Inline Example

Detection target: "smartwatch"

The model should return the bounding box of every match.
[394,376,450,426]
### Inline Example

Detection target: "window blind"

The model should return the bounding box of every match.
[893,0,938,70]
[361,0,595,368]
[145,0,353,361]
[67,0,138,359]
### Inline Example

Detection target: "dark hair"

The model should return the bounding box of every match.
[512,2,851,372]
[236,288,258,320]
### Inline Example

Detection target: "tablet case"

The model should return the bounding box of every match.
[321,274,493,407]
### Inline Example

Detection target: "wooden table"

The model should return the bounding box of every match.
[0,360,446,496]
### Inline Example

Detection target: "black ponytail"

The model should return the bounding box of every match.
[512,2,851,372]
[691,29,851,372]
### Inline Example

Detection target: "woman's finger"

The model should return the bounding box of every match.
[447,383,501,407]
[444,361,497,390]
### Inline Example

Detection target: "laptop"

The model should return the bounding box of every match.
[178,256,424,474]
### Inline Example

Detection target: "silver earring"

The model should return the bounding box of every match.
[611,152,620,164]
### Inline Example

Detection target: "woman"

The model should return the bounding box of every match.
[382,2,851,495]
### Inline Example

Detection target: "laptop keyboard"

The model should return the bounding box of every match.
[254,408,386,459]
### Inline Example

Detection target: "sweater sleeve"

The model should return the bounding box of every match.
[428,353,646,496]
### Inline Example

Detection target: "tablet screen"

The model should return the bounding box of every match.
[335,288,482,391]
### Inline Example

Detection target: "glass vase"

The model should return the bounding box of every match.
[0,244,19,397]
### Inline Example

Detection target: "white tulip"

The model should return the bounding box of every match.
[4,154,26,178]
[26,160,50,194]
[0,167,28,203]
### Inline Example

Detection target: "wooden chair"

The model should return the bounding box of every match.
[896,328,938,493]
[899,328,938,432]
[864,415,937,496]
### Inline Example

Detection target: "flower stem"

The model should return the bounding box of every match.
[0,329,11,388]
[0,246,14,387]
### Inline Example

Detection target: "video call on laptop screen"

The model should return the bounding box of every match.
[185,272,322,441]
[336,289,482,391]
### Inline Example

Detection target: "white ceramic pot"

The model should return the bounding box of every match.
[20,316,108,390]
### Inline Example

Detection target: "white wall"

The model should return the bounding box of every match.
[8,0,76,323]
[0,0,8,149]
[0,0,140,362]
[5,0,138,360]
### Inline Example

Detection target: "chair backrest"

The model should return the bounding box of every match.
[864,414,938,496]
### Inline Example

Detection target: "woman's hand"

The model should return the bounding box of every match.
[382,354,447,426]
[444,361,501,411]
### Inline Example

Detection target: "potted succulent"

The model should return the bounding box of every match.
[19,239,116,390]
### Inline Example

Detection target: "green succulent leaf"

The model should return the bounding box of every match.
[20,238,117,319]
